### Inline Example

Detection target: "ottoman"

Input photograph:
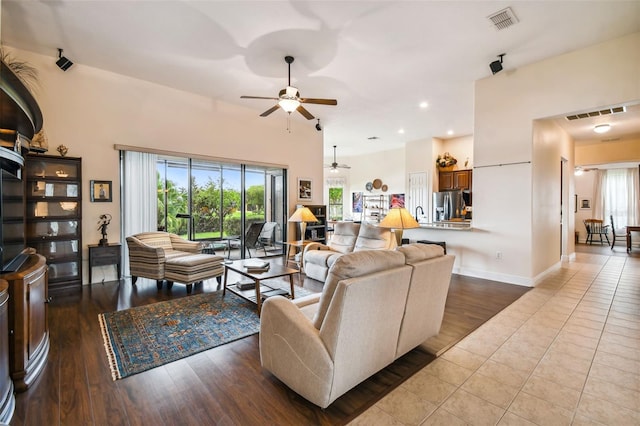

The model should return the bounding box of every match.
[164,253,224,293]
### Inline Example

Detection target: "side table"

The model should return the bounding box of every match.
[285,240,313,270]
[88,243,122,283]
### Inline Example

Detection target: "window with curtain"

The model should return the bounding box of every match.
[595,167,640,228]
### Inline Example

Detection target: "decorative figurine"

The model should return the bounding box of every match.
[97,214,112,246]
[56,144,68,157]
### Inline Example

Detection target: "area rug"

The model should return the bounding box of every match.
[99,291,261,380]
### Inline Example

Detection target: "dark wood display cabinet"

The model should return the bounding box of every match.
[1,254,49,392]
[25,154,82,293]
[439,169,472,191]
[0,279,14,424]
[296,204,327,244]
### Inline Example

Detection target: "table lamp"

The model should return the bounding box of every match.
[288,206,318,243]
[379,206,420,246]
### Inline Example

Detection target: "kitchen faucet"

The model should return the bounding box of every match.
[415,206,424,222]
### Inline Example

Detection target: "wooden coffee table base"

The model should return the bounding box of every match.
[222,259,299,314]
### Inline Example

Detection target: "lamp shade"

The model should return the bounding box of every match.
[288,206,318,223]
[379,207,419,230]
[288,206,318,243]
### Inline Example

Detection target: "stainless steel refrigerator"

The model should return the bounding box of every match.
[433,190,465,221]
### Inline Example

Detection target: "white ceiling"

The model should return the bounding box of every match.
[2,1,640,159]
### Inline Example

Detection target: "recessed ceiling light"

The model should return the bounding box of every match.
[594,124,611,133]
[447,130,454,136]
[419,101,428,109]
[398,128,405,134]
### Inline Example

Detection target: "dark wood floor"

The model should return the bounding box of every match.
[11,262,529,426]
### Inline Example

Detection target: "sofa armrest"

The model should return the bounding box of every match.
[303,242,332,256]
[169,234,204,253]
[126,236,165,260]
[292,293,321,308]
[259,296,334,407]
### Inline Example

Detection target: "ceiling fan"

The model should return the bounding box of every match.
[241,56,337,120]
[325,145,351,173]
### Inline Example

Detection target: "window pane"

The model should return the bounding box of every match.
[191,160,222,240]
[157,157,189,236]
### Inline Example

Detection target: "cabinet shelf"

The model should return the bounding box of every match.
[25,154,82,293]
[296,204,327,244]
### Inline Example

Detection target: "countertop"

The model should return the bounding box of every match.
[417,221,473,230]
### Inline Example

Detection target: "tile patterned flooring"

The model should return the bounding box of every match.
[350,252,640,425]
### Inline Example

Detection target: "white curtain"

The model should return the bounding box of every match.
[592,170,605,220]
[122,150,157,275]
[602,167,640,229]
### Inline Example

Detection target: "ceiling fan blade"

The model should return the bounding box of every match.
[338,164,351,169]
[241,95,279,100]
[297,105,315,120]
[300,98,337,106]
[260,105,280,117]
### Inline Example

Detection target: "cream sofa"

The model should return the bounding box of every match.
[302,222,397,282]
[260,243,455,408]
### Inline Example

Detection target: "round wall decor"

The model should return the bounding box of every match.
[365,182,373,192]
[372,178,382,189]
[381,184,388,192]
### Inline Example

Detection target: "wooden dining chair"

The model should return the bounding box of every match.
[609,215,629,250]
[583,219,610,245]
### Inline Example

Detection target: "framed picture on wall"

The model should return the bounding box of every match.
[580,198,591,210]
[298,178,312,201]
[352,192,363,213]
[390,193,405,208]
[91,180,112,202]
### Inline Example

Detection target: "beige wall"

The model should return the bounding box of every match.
[576,136,640,165]
[8,47,322,284]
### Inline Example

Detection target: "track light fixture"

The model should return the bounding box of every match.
[490,53,505,75]
[315,119,322,131]
[56,48,73,71]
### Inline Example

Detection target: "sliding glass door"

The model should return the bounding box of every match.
[155,156,286,259]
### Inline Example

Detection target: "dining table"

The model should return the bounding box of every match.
[626,225,640,252]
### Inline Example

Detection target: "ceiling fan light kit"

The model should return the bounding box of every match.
[241,56,337,122]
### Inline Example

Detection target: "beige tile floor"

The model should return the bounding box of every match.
[350,252,640,425]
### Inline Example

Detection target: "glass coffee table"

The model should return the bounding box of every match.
[222,259,300,314]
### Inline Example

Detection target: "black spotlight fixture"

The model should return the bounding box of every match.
[315,119,322,131]
[56,48,73,71]
[490,53,505,75]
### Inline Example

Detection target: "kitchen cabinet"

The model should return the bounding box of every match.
[1,254,49,392]
[25,154,82,293]
[439,170,472,191]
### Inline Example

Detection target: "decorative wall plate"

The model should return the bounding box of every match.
[381,184,388,192]
[372,178,382,189]
[365,182,373,192]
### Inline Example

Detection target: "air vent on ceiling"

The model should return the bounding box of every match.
[565,106,626,121]
[601,137,621,142]
[487,7,519,31]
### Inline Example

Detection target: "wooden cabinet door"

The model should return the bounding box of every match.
[26,266,48,361]
[454,171,471,190]
[438,172,454,190]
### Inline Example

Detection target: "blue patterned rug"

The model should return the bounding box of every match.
[99,291,261,380]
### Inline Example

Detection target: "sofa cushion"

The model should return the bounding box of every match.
[353,223,396,251]
[312,250,406,329]
[328,222,360,254]
[397,243,444,263]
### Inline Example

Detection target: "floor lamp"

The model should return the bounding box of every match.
[379,206,420,246]
[288,206,318,243]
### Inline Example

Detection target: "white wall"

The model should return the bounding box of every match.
[8,47,322,284]
[411,32,640,286]
[472,32,640,284]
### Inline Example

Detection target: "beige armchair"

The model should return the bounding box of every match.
[303,222,396,282]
